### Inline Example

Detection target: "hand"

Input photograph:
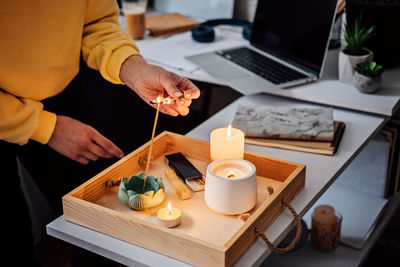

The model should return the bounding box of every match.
[47,116,124,164]
[119,55,200,116]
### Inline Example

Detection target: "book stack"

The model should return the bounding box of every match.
[232,105,345,155]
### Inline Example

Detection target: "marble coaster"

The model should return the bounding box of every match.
[232,105,334,141]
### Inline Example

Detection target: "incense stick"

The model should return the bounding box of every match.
[143,100,161,193]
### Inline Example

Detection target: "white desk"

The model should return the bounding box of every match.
[47,93,388,266]
[135,31,400,116]
[263,48,400,116]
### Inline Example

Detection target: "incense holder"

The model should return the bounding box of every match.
[118,172,165,210]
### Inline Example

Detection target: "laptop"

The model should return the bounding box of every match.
[186,0,338,95]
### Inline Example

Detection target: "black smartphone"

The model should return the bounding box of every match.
[165,152,205,191]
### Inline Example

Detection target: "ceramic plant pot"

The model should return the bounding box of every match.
[118,173,165,210]
[338,48,373,84]
[352,72,381,94]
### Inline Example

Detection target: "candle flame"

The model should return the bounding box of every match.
[168,202,172,215]
[227,124,232,137]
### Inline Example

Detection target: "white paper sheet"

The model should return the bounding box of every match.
[334,132,390,198]
[154,0,234,20]
[135,25,249,72]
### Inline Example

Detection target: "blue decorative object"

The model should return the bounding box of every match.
[118,173,165,210]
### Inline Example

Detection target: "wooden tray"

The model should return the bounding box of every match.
[63,131,306,266]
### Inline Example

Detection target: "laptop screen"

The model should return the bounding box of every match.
[250,0,338,75]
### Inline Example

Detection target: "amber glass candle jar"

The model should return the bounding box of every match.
[311,205,342,251]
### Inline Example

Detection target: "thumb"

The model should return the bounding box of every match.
[160,72,183,98]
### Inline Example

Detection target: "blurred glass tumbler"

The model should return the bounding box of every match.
[122,0,147,39]
[311,205,342,251]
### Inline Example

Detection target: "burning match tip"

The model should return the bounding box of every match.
[149,96,178,105]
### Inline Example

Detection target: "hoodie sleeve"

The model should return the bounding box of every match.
[0,90,57,145]
[81,0,140,84]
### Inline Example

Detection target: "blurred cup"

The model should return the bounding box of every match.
[122,0,147,39]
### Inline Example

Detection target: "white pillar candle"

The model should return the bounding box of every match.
[210,125,245,161]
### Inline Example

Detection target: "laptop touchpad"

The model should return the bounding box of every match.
[203,62,250,81]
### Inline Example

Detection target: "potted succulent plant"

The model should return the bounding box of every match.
[338,16,376,83]
[346,0,400,68]
[352,61,384,93]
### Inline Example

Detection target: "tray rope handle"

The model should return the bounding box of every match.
[254,187,302,254]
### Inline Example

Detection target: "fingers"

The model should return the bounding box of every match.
[75,156,90,165]
[91,130,124,159]
[87,142,113,159]
[73,134,122,165]
[159,104,179,117]
[152,100,190,116]
[75,143,114,165]
[161,71,200,101]
[159,71,183,99]
[140,68,200,117]
[167,102,190,116]
[171,73,200,99]
[177,98,192,107]
[184,87,200,99]
[82,150,99,161]
[72,134,122,165]
[147,99,189,116]
[181,81,201,100]
[156,73,194,117]
[76,151,100,165]
[47,115,124,165]
[148,102,178,116]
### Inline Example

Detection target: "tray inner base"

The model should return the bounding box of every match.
[95,155,284,247]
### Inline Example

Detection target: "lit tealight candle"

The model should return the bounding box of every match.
[210,125,245,161]
[157,202,181,228]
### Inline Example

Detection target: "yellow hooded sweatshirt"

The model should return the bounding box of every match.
[0,0,140,145]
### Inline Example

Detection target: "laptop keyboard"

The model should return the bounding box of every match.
[216,47,308,84]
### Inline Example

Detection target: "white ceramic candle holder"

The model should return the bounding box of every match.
[205,159,257,215]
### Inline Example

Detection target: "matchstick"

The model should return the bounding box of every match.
[143,98,162,193]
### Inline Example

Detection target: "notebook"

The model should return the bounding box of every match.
[232,105,335,141]
[245,121,345,155]
[232,105,345,155]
